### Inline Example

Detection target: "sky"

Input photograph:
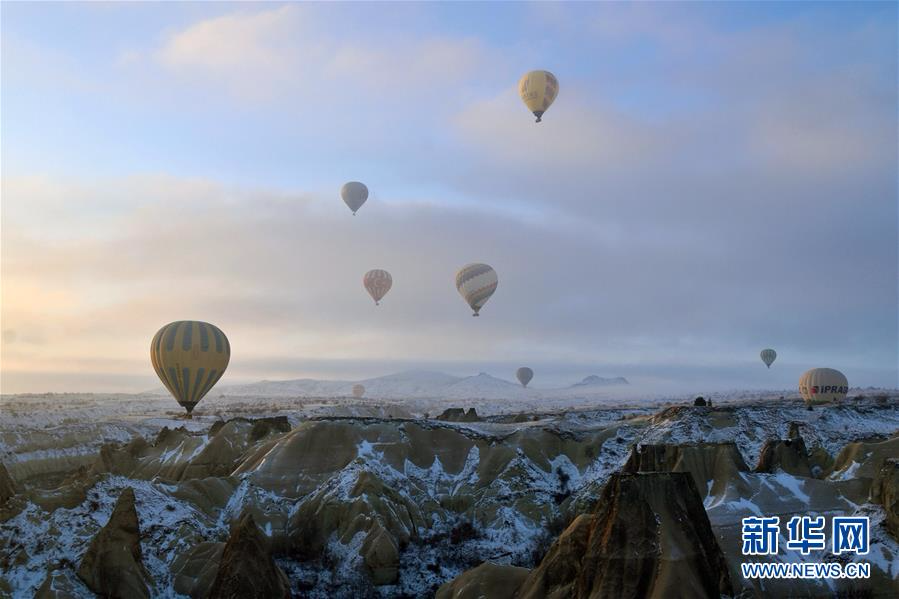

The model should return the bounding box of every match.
[1,1,897,394]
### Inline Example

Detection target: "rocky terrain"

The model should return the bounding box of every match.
[1,392,898,598]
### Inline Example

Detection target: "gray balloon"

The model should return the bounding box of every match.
[516,367,534,388]
[341,181,369,215]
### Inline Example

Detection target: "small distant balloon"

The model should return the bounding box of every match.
[799,368,848,406]
[352,384,365,399]
[341,181,368,215]
[455,263,498,317]
[363,269,393,305]
[150,321,230,417]
[516,367,534,388]
[519,70,559,123]
[760,349,777,369]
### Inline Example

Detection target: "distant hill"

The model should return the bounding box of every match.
[358,370,463,397]
[219,370,468,399]
[219,377,350,398]
[210,370,629,400]
[569,375,629,388]
[441,372,524,400]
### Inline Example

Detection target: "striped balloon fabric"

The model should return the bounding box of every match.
[150,320,230,416]
[455,263,498,316]
[363,269,393,305]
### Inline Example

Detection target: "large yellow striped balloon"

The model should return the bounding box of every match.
[151,321,230,416]
[456,263,498,317]
[519,70,559,123]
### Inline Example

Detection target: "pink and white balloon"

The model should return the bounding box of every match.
[363,269,393,305]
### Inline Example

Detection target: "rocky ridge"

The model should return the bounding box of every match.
[76,487,151,599]
[1,397,898,597]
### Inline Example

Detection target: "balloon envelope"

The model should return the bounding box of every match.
[363,269,393,305]
[519,70,559,123]
[516,367,534,388]
[760,349,777,368]
[352,384,365,399]
[341,181,368,214]
[799,368,848,406]
[151,321,230,415]
[455,263,498,316]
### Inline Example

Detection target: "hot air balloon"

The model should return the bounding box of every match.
[352,384,365,399]
[516,367,533,388]
[519,70,559,123]
[363,269,392,305]
[151,321,230,418]
[341,181,368,215]
[799,368,848,406]
[455,263,498,316]
[760,349,777,368]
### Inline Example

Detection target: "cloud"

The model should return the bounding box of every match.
[158,5,303,73]
[151,5,492,107]
[2,172,895,393]
[1,3,896,392]
[440,6,896,289]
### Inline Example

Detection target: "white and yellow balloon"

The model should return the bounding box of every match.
[519,70,559,123]
[799,368,848,406]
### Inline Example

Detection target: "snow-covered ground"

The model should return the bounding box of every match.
[1,387,897,598]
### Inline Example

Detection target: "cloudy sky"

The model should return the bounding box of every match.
[2,2,896,394]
